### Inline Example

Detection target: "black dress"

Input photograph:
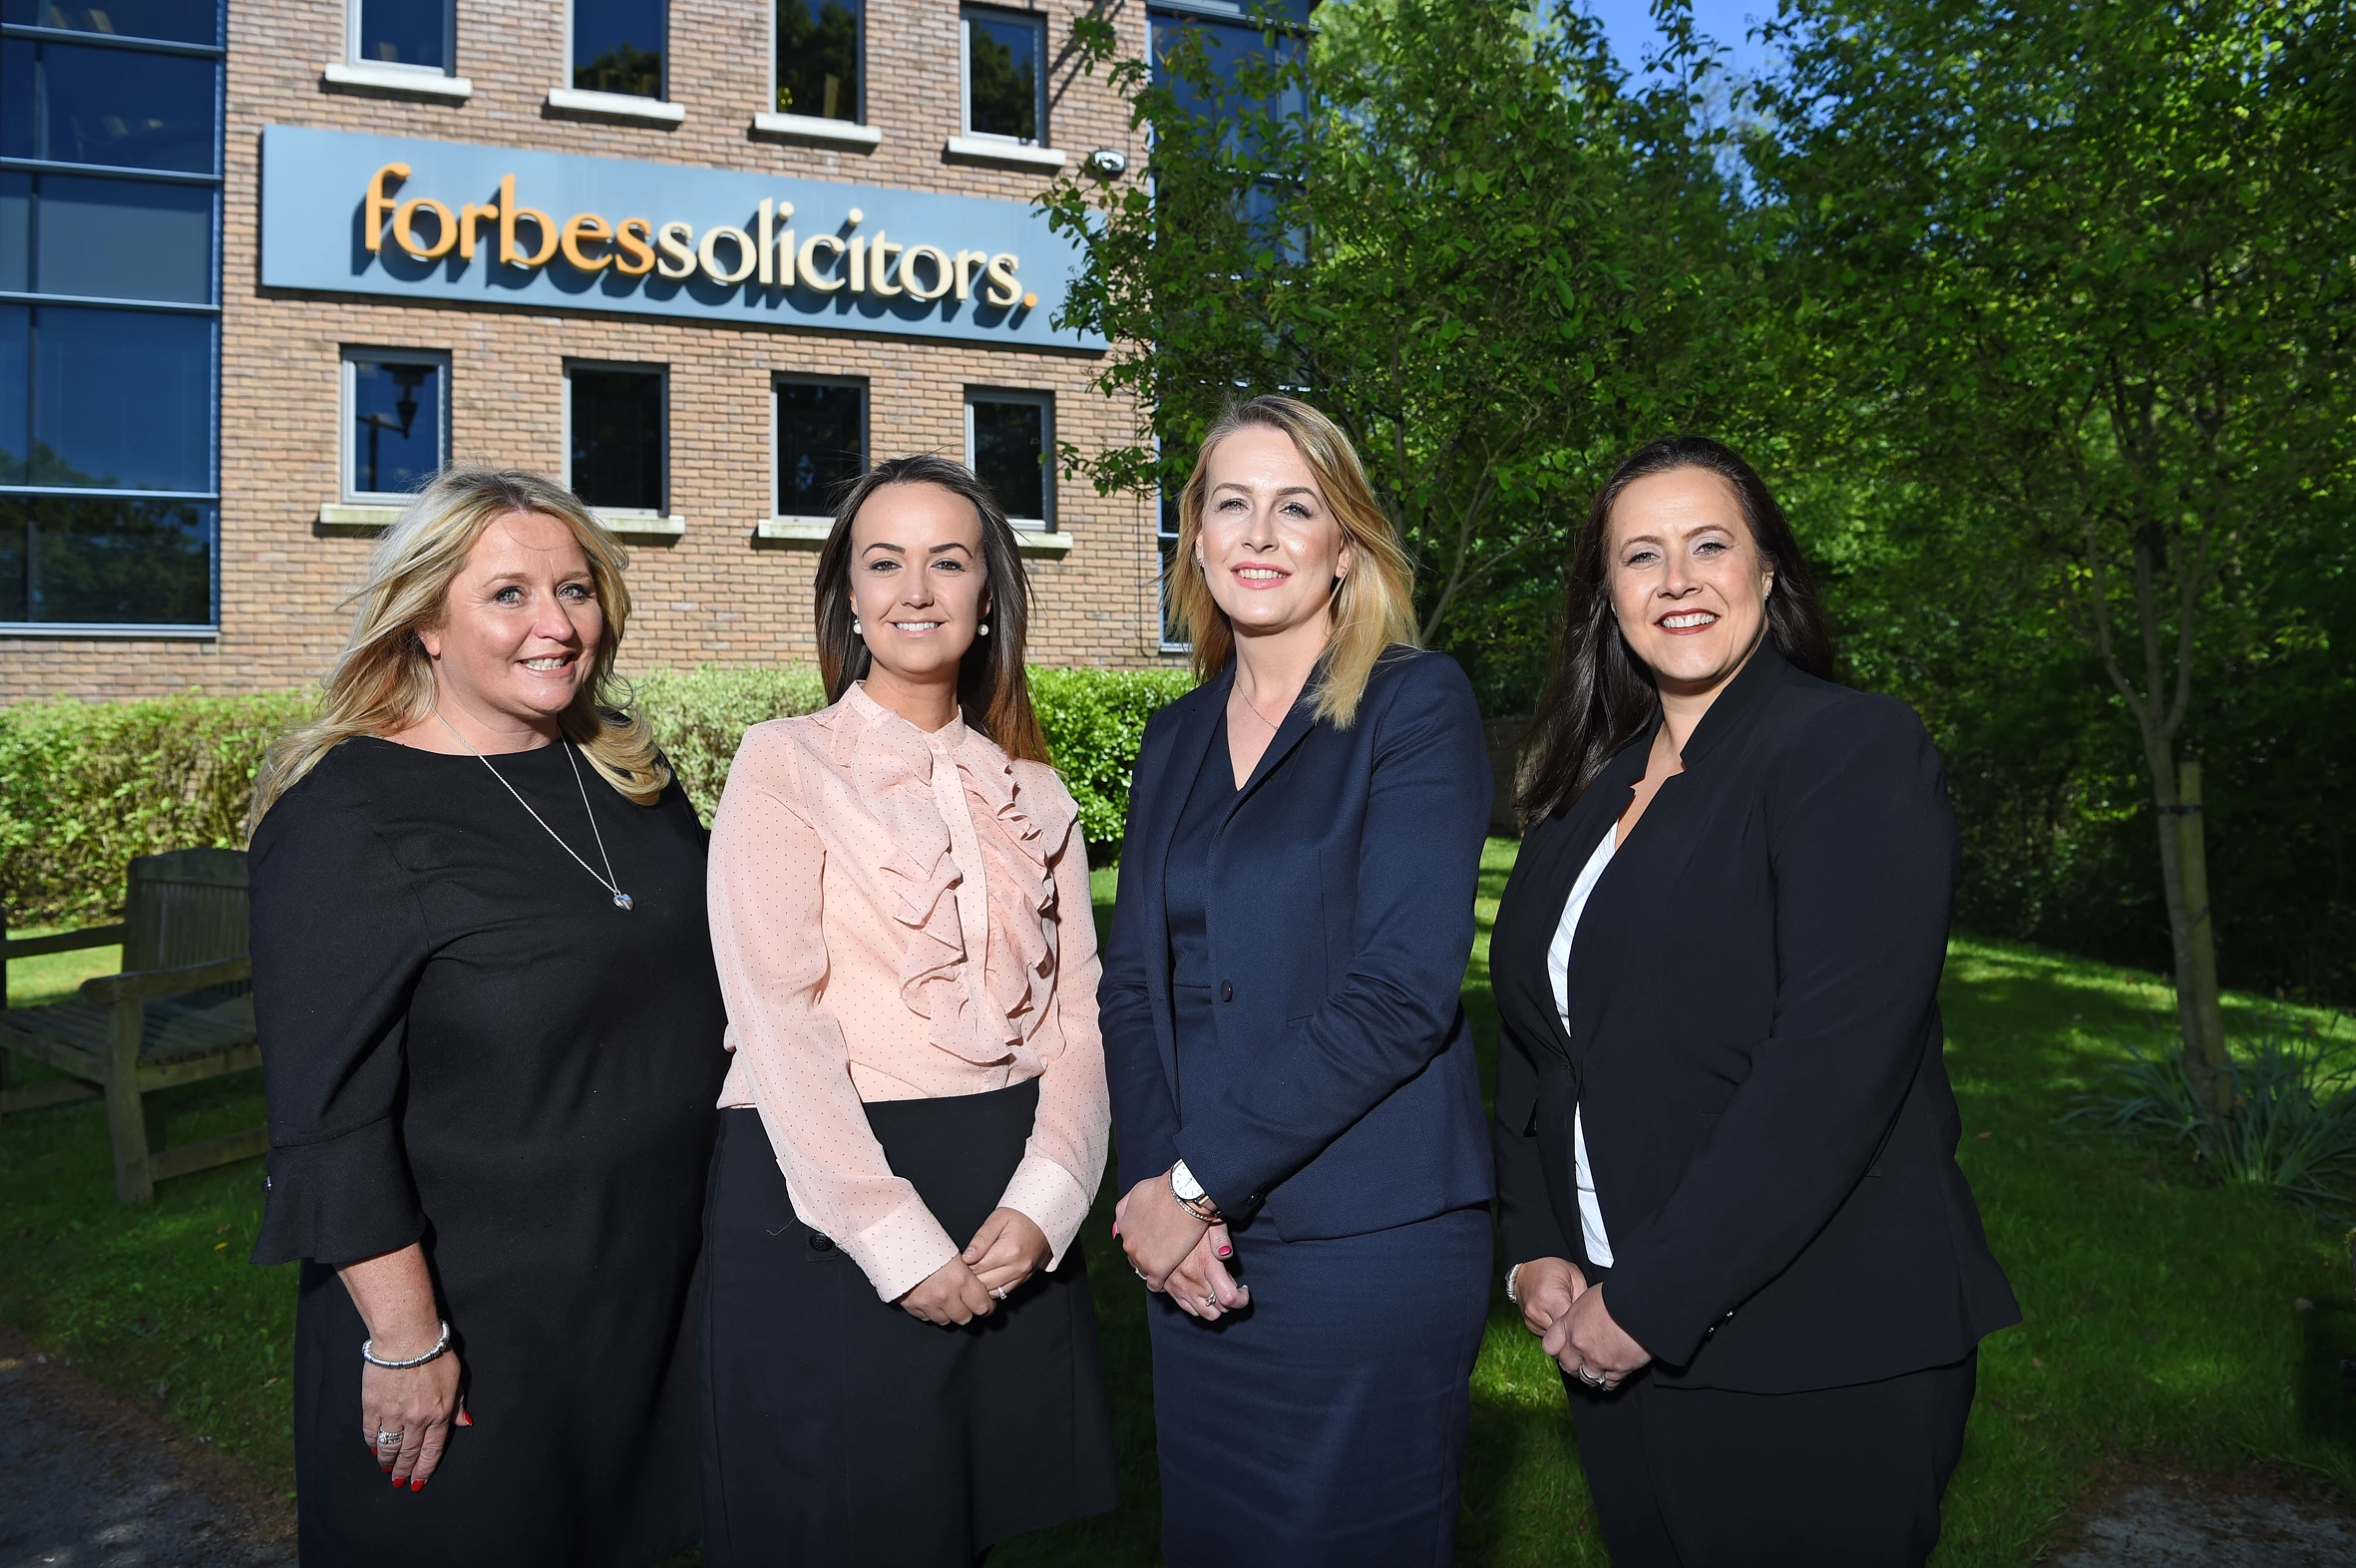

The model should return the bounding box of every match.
[249,736,729,1567]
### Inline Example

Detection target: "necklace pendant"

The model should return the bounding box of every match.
[612,892,634,911]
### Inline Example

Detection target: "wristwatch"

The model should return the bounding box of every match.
[1170,1160,1224,1223]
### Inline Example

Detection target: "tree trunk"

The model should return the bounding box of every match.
[2140,729,2231,1114]
[2175,758,2229,1099]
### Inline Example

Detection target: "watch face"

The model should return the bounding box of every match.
[1172,1163,1205,1202]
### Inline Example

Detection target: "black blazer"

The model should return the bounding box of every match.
[1491,641,2018,1393]
[1099,648,1496,1237]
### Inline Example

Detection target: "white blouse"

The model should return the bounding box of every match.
[1545,826,1620,1268]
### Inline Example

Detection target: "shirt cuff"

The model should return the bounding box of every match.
[996,1152,1095,1271]
[839,1192,964,1305]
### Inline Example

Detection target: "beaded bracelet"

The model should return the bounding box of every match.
[361,1320,451,1370]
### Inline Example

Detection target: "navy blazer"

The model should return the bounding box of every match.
[1099,647,1496,1238]
[1491,642,2019,1393]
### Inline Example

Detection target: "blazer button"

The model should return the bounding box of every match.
[809,1233,836,1253]
[1220,981,1235,1001]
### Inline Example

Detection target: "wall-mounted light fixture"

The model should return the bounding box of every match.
[1084,148,1129,178]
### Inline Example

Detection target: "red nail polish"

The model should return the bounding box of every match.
[391,1474,404,1487]
[410,1478,424,1492]
[1216,1246,1233,1259]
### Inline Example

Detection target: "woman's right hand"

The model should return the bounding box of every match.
[898,1255,997,1325]
[1163,1224,1249,1321]
[1512,1256,1589,1339]
[361,1346,467,1490]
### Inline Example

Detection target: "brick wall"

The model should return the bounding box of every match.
[0,0,1167,701]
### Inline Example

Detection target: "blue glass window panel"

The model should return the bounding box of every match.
[30,306,211,491]
[574,0,664,98]
[1151,16,1305,141]
[0,172,27,293]
[0,304,27,482]
[350,357,443,497]
[357,0,447,71]
[775,381,862,515]
[971,398,1045,520]
[0,500,22,619]
[33,177,212,302]
[0,1,223,47]
[0,40,219,174]
[965,11,1041,141]
[20,495,212,623]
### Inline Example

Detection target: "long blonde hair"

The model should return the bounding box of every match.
[1168,395,1418,728]
[251,467,670,825]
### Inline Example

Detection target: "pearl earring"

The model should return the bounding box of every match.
[852,616,862,634]
[979,622,990,636]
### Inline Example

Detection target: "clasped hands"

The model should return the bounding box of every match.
[1112,1168,1250,1322]
[1513,1257,1652,1391]
[898,1207,1052,1326]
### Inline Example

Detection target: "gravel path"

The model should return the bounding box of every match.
[2057,1480,2356,1567]
[0,1335,292,1568]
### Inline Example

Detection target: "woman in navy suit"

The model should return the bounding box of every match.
[1101,395,1495,1566]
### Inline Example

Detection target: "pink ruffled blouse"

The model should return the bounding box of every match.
[708,683,1110,1302]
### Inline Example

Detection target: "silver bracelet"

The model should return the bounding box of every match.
[1504,1264,1523,1306]
[361,1320,451,1370]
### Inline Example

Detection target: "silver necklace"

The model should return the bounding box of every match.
[434,713,633,911]
[1231,681,1292,733]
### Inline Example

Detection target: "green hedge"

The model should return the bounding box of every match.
[0,665,1188,927]
[0,691,315,929]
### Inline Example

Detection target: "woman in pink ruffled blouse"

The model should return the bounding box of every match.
[696,455,1118,1566]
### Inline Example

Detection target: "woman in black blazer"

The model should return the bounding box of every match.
[1102,396,1494,1565]
[1491,437,2018,1567]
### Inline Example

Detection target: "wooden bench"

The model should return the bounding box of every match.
[0,848,264,1202]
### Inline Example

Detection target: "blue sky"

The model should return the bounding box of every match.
[1578,0,1782,80]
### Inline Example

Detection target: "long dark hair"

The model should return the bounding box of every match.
[1517,436,1834,822]
[814,453,1051,764]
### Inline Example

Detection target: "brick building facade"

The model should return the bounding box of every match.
[0,0,1194,701]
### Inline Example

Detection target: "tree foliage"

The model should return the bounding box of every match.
[1755,0,2356,1061]
[1043,0,1757,708]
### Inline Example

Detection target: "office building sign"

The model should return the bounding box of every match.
[258,127,1102,351]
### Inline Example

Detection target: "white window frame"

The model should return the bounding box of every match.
[340,347,450,505]
[1157,489,1192,651]
[772,374,868,524]
[344,0,458,77]
[959,6,1049,146]
[564,359,670,520]
[965,388,1054,531]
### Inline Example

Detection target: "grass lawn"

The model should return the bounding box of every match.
[4,842,2354,1560]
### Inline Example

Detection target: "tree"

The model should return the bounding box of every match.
[1043,0,1756,708]
[1753,0,2356,1106]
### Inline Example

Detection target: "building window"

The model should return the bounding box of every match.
[775,378,864,520]
[1158,492,1188,649]
[348,0,453,74]
[568,364,666,516]
[342,350,447,502]
[775,0,861,121]
[573,0,664,100]
[1,30,219,174]
[0,0,220,630]
[962,8,1044,144]
[966,390,1050,529]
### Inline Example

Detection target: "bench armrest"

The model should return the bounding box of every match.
[81,955,252,1003]
[3,923,130,961]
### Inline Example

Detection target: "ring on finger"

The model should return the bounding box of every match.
[375,1428,404,1447]
[991,1285,1008,1301]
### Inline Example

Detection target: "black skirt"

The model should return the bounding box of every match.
[698,1082,1119,1566]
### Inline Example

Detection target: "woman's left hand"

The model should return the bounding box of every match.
[964,1208,1052,1300]
[1117,1172,1209,1290]
[1545,1284,1653,1388]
